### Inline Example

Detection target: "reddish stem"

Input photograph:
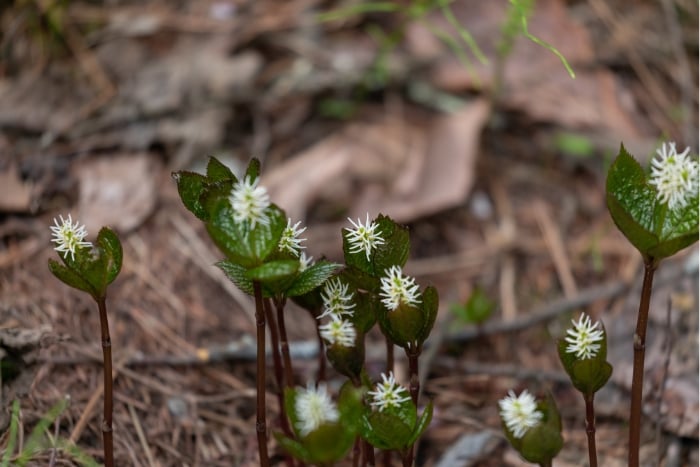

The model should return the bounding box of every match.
[264,299,294,441]
[404,344,422,467]
[275,298,294,388]
[253,282,270,467]
[584,392,598,467]
[314,321,327,384]
[628,261,656,467]
[97,297,114,467]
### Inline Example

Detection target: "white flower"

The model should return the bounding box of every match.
[379,266,421,311]
[299,252,313,272]
[565,313,604,360]
[50,215,92,261]
[367,372,411,412]
[345,213,385,260]
[294,383,339,437]
[649,142,698,210]
[319,317,356,347]
[229,176,270,228]
[498,390,543,439]
[318,278,355,319]
[278,218,307,257]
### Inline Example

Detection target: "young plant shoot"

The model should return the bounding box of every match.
[48,216,122,467]
[606,142,698,466]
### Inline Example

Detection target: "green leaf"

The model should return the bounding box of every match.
[206,157,236,182]
[200,178,235,219]
[326,338,365,380]
[570,359,612,394]
[172,171,209,220]
[350,291,378,334]
[342,214,409,279]
[408,401,433,445]
[452,287,494,325]
[380,302,423,348]
[373,215,411,273]
[519,424,563,464]
[606,145,659,257]
[48,259,96,297]
[246,260,299,282]
[417,285,439,345]
[284,388,301,438]
[649,195,699,258]
[206,198,255,266]
[338,382,365,433]
[304,423,355,462]
[216,260,255,296]
[275,433,312,463]
[341,265,380,293]
[244,158,261,181]
[501,392,563,463]
[96,227,122,285]
[286,261,340,297]
[364,410,413,450]
[558,321,613,394]
[248,205,287,262]
[387,397,417,433]
[282,385,355,463]
[606,143,698,260]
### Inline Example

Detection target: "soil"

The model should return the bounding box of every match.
[0,0,698,466]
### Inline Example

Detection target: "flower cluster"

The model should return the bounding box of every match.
[317,278,356,348]
[278,218,307,257]
[565,313,604,360]
[319,278,355,319]
[319,319,356,347]
[379,265,421,311]
[649,142,698,210]
[294,383,340,437]
[298,252,313,272]
[229,176,271,228]
[345,214,385,260]
[367,372,411,412]
[50,215,92,261]
[499,390,543,439]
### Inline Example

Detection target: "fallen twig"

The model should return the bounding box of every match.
[42,255,697,367]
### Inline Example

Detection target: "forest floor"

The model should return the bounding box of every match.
[0,0,698,465]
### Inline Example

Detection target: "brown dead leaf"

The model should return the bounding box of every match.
[75,153,161,234]
[266,99,489,224]
[352,99,490,222]
[263,138,353,222]
[0,166,33,213]
[408,0,648,140]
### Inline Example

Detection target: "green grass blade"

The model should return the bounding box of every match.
[0,400,20,467]
[317,2,400,22]
[15,398,68,466]
[439,1,488,65]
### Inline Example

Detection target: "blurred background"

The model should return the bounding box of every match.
[0,0,698,465]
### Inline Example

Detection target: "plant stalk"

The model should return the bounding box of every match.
[314,320,327,384]
[96,297,114,467]
[382,336,395,465]
[275,298,294,388]
[407,345,421,406]
[404,344,422,467]
[253,282,270,467]
[264,300,294,438]
[628,260,656,467]
[584,392,598,467]
[385,336,394,375]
